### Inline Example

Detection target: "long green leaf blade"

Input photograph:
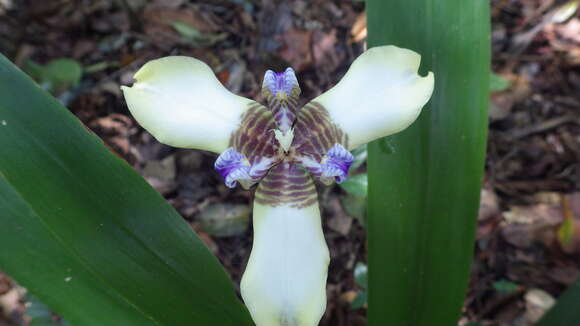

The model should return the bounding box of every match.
[536,278,580,326]
[0,54,253,325]
[366,1,490,326]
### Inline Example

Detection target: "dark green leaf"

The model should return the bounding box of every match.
[536,278,580,326]
[366,1,490,326]
[0,54,252,326]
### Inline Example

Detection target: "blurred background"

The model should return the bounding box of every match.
[0,0,579,325]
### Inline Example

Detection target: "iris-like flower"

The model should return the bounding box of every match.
[122,46,434,326]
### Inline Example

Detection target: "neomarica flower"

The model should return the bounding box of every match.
[122,45,434,326]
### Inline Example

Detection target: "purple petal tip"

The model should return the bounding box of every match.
[263,68,298,97]
[214,148,251,188]
[321,144,354,183]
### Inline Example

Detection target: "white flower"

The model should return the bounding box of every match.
[122,45,434,326]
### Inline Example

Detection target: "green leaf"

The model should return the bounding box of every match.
[366,1,490,326]
[536,278,580,326]
[490,72,511,92]
[351,262,369,310]
[354,262,368,289]
[0,54,253,325]
[340,193,366,226]
[493,280,520,294]
[24,58,83,94]
[43,58,82,86]
[339,173,368,197]
[351,291,368,310]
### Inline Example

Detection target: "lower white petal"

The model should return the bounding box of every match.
[241,201,329,326]
[312,45,434,150]
[121,56,255,153]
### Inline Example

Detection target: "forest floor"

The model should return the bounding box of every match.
[0,0,579,325]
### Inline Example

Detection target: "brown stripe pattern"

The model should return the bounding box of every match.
[230,103,281,167]
[254,160,318,208]
[228,99,348,208]
[293,101,349,174]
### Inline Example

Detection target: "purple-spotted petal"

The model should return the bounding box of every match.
[214,148,251,188]
[263,68,298,98]
[321,144,354,184]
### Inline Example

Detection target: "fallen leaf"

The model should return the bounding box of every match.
[350,12,367,42]
[523,289,556,323]
[277,29,313,72]
[143,155,177,195]
[198,203,250,237]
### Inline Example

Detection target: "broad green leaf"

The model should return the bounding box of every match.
[0,54,253,326]
[366,1,490,326]
[536,278,580,326]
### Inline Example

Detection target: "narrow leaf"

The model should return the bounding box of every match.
[366,1,490,326]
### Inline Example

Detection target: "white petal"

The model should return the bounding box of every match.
[241,201,329,326]
[312,45,434,149]
[121,56,254,153]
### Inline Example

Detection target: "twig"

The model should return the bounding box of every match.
[512,115,580,139]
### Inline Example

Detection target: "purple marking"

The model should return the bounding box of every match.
[264,68,298,97]
[214,148,251,188]
[320,144,354,183]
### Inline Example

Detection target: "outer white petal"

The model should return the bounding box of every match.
[241,201,329,326]
[121,56,254,153]
[313,45,434,150]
